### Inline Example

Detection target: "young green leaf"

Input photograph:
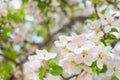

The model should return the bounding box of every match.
[110,28,119,32]
[100,64,107,73]
[49,61,63,76]
[100,38,107,46]
[39,67,46,80]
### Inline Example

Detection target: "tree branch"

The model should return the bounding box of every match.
[61,70,84,80]
[94,4,100,19]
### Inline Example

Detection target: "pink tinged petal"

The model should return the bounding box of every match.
[54,41,61,47]
[54,40,67,47]
[45,53,57,60]
[97,59,103,69]
[77,72,92,80]
[36,49,48,55]
[84,55,93,66]
[26,73,39,80]
[74,55,83,64]
[66,43,76,51]
[98,31,104,37]
[72,35,86,43]
[83,41,95,50]
[24,62,34,74]
[28,55,40,61]
[104,26,111,33]
[115,71,120,79]
[74,48,82,54]
[106,68,114,76]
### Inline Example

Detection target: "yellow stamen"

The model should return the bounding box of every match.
[113,66,118,71]
[95,41,100,46]
[69,61,75,66]
[98,53,105,59]
[64,48,72,53]
[82,50,88,57]
[77,42,81,48]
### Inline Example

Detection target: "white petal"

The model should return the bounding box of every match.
[74,55,83,64]
[66,43,75,51]
[115,71,120,79]
[104,26,111,33]
[84,55,93,66]
[97,59,103,69]
[45,53,57,60]
[74,48,82,54]
[54,40,66,47]
[106,68,114,76]
[28,55,40,61]
[54,41,61,47]
[98,31,104,37]
[36,49,47,55]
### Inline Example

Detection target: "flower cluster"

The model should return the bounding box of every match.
[55,32,120,80]
[25,22,120,80]
[24,13,120,79]
[22,1,120,80]
[24,49,56,80]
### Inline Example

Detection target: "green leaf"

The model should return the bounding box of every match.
[1,27,14,40]
[89,12,97,20]
[112,13,116,16]
[110,28,119,32]
[110,75,118,80]
[0,63,13,80]
[39,67,46,80]
[106,33,117,39]
[92,0,99,4]
[100,64,107,73]
[4,63,13,73]
[17,8,25,16]
[3,49,17,61]
[7,8,24,23]
[100,38,107,46]
[22,0,28,4]
[90,61,107,75]
[49,61,63,76]
[37,0,52,12]
[101,8,107,14]
[37,27,48,40]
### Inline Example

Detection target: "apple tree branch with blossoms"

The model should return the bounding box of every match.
[0,0,120,80]
[24,1,120,80]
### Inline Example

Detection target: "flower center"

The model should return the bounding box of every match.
[95,41,100,46]
[82,50,88,57]
[69,61,75,67]
[77,42,81,48]
[43,53,47,57]
[98,53,105,59]
[64,48,72,53]
[113,66,118,71]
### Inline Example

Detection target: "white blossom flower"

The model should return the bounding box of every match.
[77,72,93,80]
[44,73,62,80]
[24,72,39,80]
[106,59,120,79]
[36,49,57,60]
[96,46,112,69]
[54,35,71,47]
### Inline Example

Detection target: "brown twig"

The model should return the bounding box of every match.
[60,70,84,80]
[94,4,100,19]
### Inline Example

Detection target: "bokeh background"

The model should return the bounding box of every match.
[0,0,120,80]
